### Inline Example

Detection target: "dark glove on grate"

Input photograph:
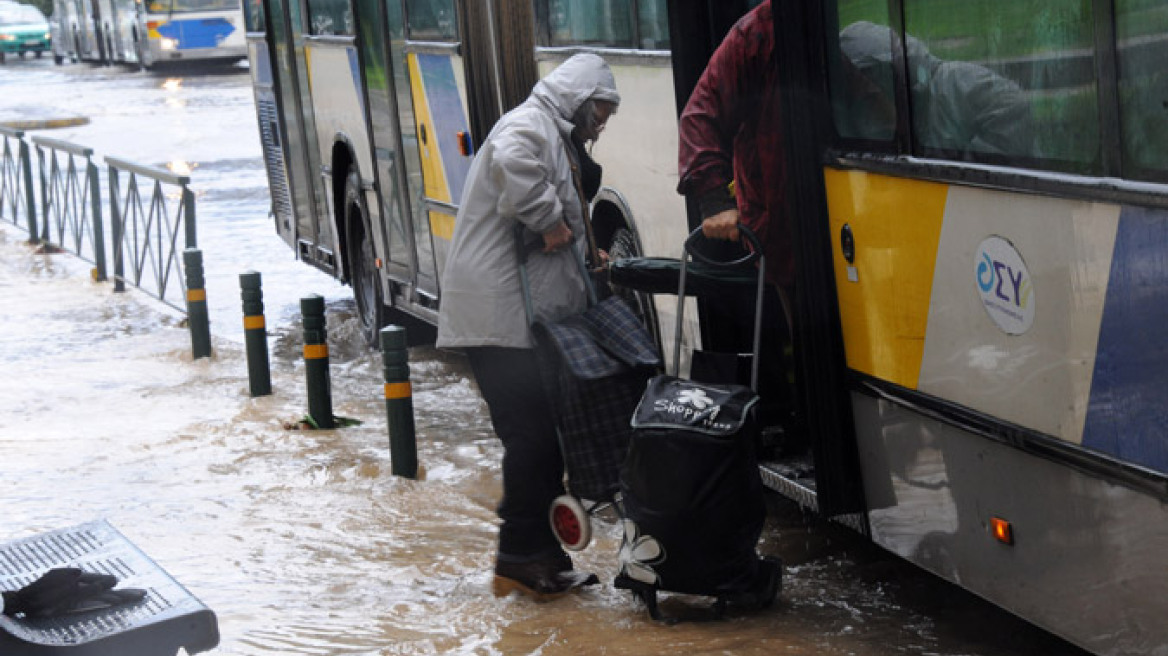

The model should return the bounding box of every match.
[2,567,146,618]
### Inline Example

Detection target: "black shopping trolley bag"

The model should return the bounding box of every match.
[614,224,781,620]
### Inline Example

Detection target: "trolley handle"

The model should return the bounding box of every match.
[673,223,767,390]
[683,223,763,268]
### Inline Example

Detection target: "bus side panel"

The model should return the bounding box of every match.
[1081,205,1168,473]
[918,186,1118,446]
[853,392,1168,656]
[824,168,946,390]
[826,168,1142,457]
[304,43,374,262]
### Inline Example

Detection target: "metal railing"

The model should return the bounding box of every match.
[33,136,107,280]
[107,156,197,313]
[0,126,39,240]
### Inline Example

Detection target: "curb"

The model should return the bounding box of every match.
[0,117,90,130]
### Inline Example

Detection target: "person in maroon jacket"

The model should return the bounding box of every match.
[677,0,791,304]
[676,0,797,442]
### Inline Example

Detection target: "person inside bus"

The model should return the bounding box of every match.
[837,21,1036,159]
[676,0,797,444]
[436,53,618,600]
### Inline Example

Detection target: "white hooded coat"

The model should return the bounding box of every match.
[436,54,620,349]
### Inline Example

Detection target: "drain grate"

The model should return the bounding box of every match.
[0,520,219,655]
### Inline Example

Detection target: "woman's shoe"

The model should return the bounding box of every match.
[493,554,599,601]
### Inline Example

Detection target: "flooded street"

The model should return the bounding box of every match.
[0,58,1088,655]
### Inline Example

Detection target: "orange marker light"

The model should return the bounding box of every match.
[991,517,1014,545]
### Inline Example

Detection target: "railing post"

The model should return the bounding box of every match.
[381,325,418,479]
[240,271,271,397]
[109,165,125,292]
[182,185,196,249]
[19,138,37,242]
[89,156,107,281]
[301,295,335,429]
[35,144,49,245]
[183,249,212,359]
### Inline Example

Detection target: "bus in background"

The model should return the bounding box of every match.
[137,0,245,68]
[242,0,689,349]
[245,0,1168,654]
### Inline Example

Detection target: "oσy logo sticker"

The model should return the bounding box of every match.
[974,235,1034,335]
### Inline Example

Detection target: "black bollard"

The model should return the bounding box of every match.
[381,325,417,478]
[183,249,212,359]
[240,271,271,397]
[301,294,335,429]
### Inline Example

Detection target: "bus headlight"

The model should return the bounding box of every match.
[160,37,178,51]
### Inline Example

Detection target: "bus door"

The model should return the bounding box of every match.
[342,0,422,301]
[387,0,477,302]
[262,0,328,263]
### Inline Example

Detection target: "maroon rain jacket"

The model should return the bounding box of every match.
[677,1,791,290]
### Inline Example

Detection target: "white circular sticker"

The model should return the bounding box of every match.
[974,236,1034,335]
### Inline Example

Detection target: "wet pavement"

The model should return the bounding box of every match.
[0,56,1091,655]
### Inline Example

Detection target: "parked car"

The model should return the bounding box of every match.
[0,3,51,62]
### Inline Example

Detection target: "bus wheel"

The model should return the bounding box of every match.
[344,168,387,347]
[607,226,663,354]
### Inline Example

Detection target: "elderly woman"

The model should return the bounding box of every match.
[437,53,619,600]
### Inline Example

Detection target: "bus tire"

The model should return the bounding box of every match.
[344,168,387,347]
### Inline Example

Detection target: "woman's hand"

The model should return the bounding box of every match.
[542,221,573,253]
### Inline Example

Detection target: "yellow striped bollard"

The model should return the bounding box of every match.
[381,325,417,478]
[183,248,212,359]
[301,294,335,428]
[240,271,271,397]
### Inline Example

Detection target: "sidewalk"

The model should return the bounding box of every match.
[0,103,87,130]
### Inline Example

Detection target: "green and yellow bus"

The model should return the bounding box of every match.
[245,1,1168,653]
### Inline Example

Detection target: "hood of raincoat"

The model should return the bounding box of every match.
[530,53,621,137]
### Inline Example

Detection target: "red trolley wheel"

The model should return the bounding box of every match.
[549,495,592,551]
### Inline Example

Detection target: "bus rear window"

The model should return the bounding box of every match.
[406,0,457,41]
[547,0,633,48]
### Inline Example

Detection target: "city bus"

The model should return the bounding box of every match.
[244,1,1168,654]
[136,0,246,68]
[53,0,243,67]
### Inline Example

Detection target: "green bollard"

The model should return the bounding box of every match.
[183,249,212,359]
[381,325,417,479]
[240,271,271,397]
[301,294,335,429]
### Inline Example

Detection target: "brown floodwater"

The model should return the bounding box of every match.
[0,226,1089,656]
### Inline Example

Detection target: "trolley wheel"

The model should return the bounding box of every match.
[549,495,591,551]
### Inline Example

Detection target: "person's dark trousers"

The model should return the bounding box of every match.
[466,346,566,560]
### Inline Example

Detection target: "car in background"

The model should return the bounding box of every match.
[0,3,51,62]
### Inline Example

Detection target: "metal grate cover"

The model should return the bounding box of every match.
[0,520,219,655]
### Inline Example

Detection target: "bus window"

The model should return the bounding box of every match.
[636,0,668,50]
[547,0,633,48]
[405,0,456,41]
[1116,0,1168,183]
[244,0,264,32]
[307,0,352,35]
[900,0,1097,172]
[825,2,896,142]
